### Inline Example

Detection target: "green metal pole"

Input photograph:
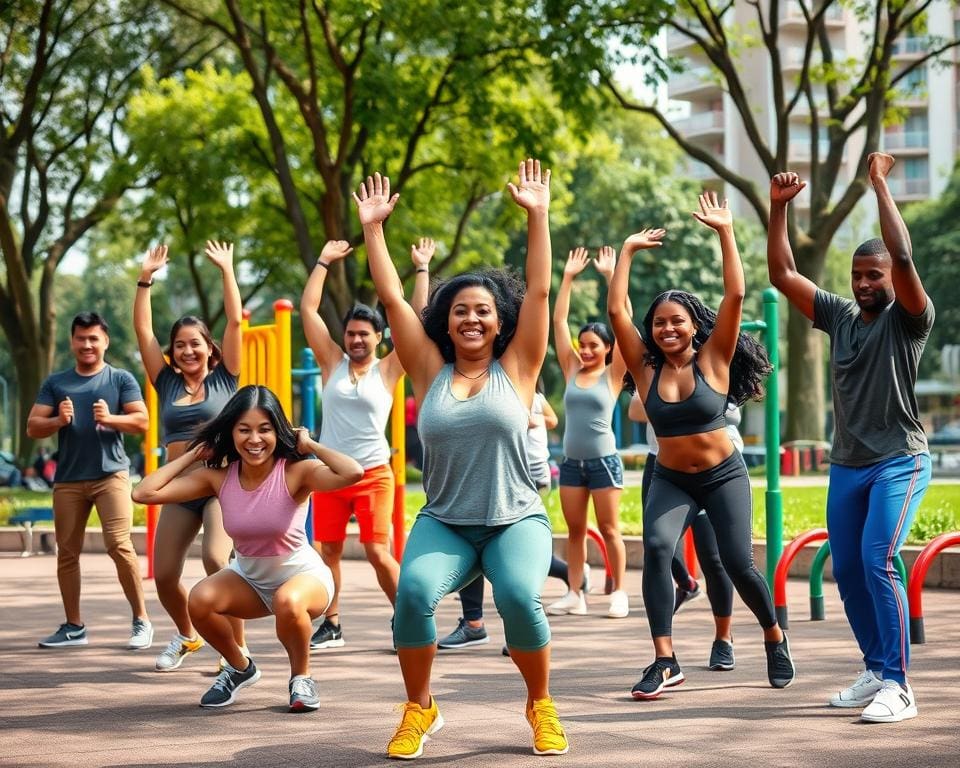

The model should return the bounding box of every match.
[763,288,783,589]
[809,541,831,621]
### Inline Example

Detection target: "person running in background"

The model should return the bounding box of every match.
[608,192,794,701]
[359,161,568,758]
[629,392,738,672]
[134,241,245,672]
[768,154,933,723]
[133,385,363,711]
[300,239,405,650]
[27,312,152,650]
[549,246,629,619]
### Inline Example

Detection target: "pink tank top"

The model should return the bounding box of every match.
[218,458,308,557]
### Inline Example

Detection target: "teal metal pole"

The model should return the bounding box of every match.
[809,541,831,620]
[763,288,783,589]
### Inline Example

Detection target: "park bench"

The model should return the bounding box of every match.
[9,507,56,557]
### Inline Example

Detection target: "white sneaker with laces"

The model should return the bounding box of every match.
[155,633,204,672]
[829,668,883,708]
[546,590,587,616]
[861,680,917,723]
[607,589,629,618]
[127,618,154,650]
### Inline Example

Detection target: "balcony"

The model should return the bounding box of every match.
[666,26,699,54]
[781,46,847,74]
[882,130,930,151]
[887,176,930,198]
[673,110,724,137]
[780,1,845,29]
[788,139,834,162]
[667,66,722,99]
[891,36,929,59]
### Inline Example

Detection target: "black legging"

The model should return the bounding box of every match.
[643,452,775,637]
[459,555,578,621]
[641,455,734,618]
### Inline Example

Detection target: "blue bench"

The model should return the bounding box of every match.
[9,507,55,557]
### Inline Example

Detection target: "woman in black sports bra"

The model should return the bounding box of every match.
[607,191,794,700]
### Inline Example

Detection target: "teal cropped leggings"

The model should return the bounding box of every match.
[393,514,552,651]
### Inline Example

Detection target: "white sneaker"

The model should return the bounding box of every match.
[607,589,629,618]
[829,669,883,708]
[155,633,204,672]
[861,680,917,723]
[127,618,154,650]
[582,563,592,594]
[546,590,587,616]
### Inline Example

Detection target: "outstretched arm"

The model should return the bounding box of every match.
[410,237,435,316]
[768,172,816,321]
[204,241,243,375]
[134,245,170,384]
[694,191,744,368]
[595,244,629,387]
[608,230,664,379]
[553,247,589,375]
[354,174,442,398]
[300,240,352,378]
[868,152,927,315]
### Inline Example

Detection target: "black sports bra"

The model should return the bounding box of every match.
[645,361,727,437]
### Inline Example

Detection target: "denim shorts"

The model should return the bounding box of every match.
[559,453,623,490]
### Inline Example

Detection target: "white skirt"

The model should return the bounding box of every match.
[227,544,334,613]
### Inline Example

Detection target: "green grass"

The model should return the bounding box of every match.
[5,482,958,546]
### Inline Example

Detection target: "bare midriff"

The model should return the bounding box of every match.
[655,428,734,473]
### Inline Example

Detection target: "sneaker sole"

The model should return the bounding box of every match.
[631,673,685,700]
[388,713,445,759]
[127,631,155,651]
[310,638,345,650]
[38,638,88,648]
[438,637,490,650]
[861,705,918,723]
[533,743,570,756]
[546,606,588,616]
[709,661,736,671]
[829,695,878,708]
[290,699,321,712]
[606,609,629,619]
[199,669,262,708]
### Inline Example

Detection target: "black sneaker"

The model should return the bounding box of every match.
[673,581,703,614]
[289,675,320,712]
[38,622,87,648]
[631,656,685,700]
[765,634,795,689]
[310,618,344,650]
[200,658,261,708]
[708,639,736,671]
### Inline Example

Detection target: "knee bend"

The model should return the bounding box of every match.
[188,585,215,619]
[643,534,677,565]
[493,584,539,626]
[365,545,397,570]
[598,522,621,542]
[105,538,135,561]
[395,577,437,617]
[272,593,305,623]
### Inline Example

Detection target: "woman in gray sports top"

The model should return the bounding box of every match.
[549,246,630,620]
[357,160,568,758]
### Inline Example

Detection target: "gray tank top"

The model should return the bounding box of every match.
[562,372,618,460]
[418,362,544,526]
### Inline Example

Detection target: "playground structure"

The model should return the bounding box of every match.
[908,531,960,644]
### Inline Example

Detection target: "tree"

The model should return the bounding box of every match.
[0,0,207,462]
[557,0,960,439]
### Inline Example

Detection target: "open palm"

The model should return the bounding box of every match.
[507,158,550,213]
[692,191,732,230]
[142,245,169,275]
[353,173,399,226]
[204,240,234,271]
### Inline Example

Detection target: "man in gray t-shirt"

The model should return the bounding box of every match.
[768,153,933,724]
[27,312,153,651]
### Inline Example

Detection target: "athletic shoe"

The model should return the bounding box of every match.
[218,645,251,673]
[289,675,321,712]
[765,634,796,689]
[38,622,87,648]
[437,618,489,649]
[526,697,569,756]
[582,562,592,594]
[200,658,260,708]
[127,618,154,650]
[673,581,703,614]
[708,639,736,671]
[386,697,444,759]
[310,618,344,650]
[631,656,685,700]
[829,669,883,708]
[155,633,204,672]
[607,589,630,618]
[861,680,918,723]
[546,590,587,616]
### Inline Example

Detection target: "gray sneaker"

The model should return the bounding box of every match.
[438,618,489,649]
[289,676,321,712]
[38,623,87,648]
[200,658,261,708]
[127,618,154,650]
[708,639,736,671]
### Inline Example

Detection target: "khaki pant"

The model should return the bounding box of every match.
[53,472,146,624]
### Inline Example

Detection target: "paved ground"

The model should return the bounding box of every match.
[1,552,958,768]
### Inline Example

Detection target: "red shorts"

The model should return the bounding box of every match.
[312,463,395,545]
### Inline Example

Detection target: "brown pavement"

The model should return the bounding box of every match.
[1,551,958,768]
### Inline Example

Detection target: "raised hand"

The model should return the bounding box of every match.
[867,152,895,181]
[295,426,314,455]
[563,247,590,277]
[410,237,436,269]
[507,158,551,214]
[594,245,617,281]
[622,228,666,255]
[204,240,234,272]
[141,245,169,276]
[692,191,733,231]
[320,240,353,264]
[58,397,74,426]
[770,172,807,205]
[353,173,399,226]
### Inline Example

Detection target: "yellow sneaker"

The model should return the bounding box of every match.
[386,697,444,759]
[526,697,569,756]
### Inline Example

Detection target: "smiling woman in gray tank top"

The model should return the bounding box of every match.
[356,160,568,758]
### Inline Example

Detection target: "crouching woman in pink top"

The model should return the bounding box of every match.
[133,385,363,712]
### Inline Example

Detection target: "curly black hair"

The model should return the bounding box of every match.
[641,290,772,405]
[420,268,526,363]
[189,385,307,467]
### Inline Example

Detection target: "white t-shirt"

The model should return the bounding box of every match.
[526,393,550,465]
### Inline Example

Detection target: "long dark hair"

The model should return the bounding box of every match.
[420,269,525,363]
[578,321,614,365]
[190,385,306,467]
[166,316,222,372]
[641,290,771,405]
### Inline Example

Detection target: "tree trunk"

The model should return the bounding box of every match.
[10,331,51,467]
[784,303,825,442]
